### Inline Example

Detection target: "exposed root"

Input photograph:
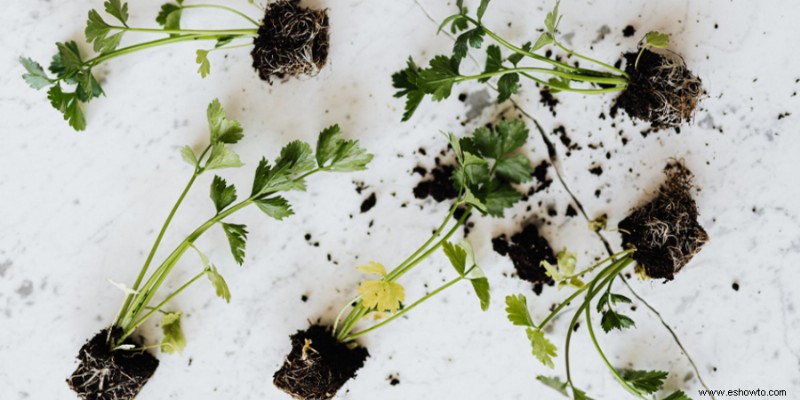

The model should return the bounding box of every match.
[614,49,704,130]
[619,162,709,280]
[251,0,330,83]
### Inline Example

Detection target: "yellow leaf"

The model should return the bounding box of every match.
[356,261,387,277]
[358,279,405,313]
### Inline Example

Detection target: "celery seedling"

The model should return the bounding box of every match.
[273,120,536,399]
[393,0,703,130]
[66,99,372,400]
[20,0,328,131]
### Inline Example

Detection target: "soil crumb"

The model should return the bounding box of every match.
[414,164,458,202]
[360,193,377,213]
[493,224,555,294]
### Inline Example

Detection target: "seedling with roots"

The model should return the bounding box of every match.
[393,0,703,130]
[20,0,329,131]
[273,120,536,399]
[66,99,372,400]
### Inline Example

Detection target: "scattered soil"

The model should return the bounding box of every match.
[613,49,704,130]
[274,325,369,400]
[67,329,159,400]
[539,89,559,116]
[413,165,458,202]
[618,162,709,280]
[493,224,556,294]
[251,0,329,83]
[360,193,377,213]
[623,25,636,37]
[589,165,603,176]
[528,160,552,195]
[565,204,578,217]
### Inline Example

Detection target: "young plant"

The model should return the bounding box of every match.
[272,120,536,399]
[66,99,372,400]
[392,0,703,130]
[20,0,329,131]
[503,162,707,400]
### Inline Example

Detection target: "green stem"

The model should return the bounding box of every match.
[460,67,627,86]
[342,275,465,342]
[110,26,258,36]
[554,42,629,78]
[86,34,230,67]
[516,71,626,94]
[181,4,260,26]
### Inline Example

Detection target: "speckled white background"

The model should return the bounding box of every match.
[1,0,799,399]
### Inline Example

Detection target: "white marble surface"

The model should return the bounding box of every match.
[1,0,799,399]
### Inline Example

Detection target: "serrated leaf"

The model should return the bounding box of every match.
[316,127,373,172]
[85,10,111,46]
[180,145,197,166]
[392,58,425,121]
[476,0,490,21]
[497,72,520,102]
[104,0,129,25]
[536,375,569,397]
[541,260,563,281]
[453,28,485,62]
[97,31,124,54]
[442,241,467,276]
[505,294,533,327]
[610,293,632,305]
[196,49,211,78]
[622,370,668,394]
[276,140,315,175]
[470,277,490,311]
[532,32,554,52]
[210,176,237,212]
[463,189,488,213]
[156,2,183,31]
[356,261,387,277]
[484,184,521,217]
[572,388,594,400]
[358,279,404,313]
[662,391,691,400]
[221,223,248,265]
[315,124,342,167]
[206,99,243,144]
[473,119,528,158]
[644,31,670,49]
[160,312,186,354]
[205,143,243,170]
[418,55,459,101]
[480,44,502,83]
[495,154,533,183]
[544,1,562,36]
[76,70,102,102]
[52,42,83,76]
[600,310,636,332]
[47,85,86,131]
[206,265,231,303]
[527,327,557,368]
[254,196,294,220]
[20,57,51,89]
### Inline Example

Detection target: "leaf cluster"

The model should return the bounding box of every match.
[504,294,557,368]
[442,241,489,311]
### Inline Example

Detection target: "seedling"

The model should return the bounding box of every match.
[20,0,329,131]
[273,120,536,399]
[393,0,703,130]
[503,162,707,399]
[66,99,372,400]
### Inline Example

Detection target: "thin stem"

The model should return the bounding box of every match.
[86,35,228,67]
[459,67,628,86]
[554,42,629,78]
[181,4,260,26]
[343,275,464,342]
[517,71,626,94]
[110,26,258,36]
[331,295,362,338]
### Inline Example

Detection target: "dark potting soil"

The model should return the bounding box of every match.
[67,329,159,400]
[493,224,556,294]
[539,88,559,116]
[413,165,458,202]
[612,49,704,130]
[274,325,369,400]
[618,162,709,280]
[360,193,377,213]
[251,0,329,83]
[622,25,636,37]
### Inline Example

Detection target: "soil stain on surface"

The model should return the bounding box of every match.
[67,329,159,400]
[251,0,329,83]
[360,193,377,213]
[274,325,369,400]
[619,162,708,280]
[413,164,458,202]
[493,224,556,294]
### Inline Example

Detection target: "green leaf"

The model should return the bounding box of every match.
[206,265,231,303]
[75,71,103,102]
[206,99,244,144]
[215,36,234,48]
[392,58,425,121]
[205,143,243,170]
[662,391,691,400]
[453,28,485,62]
[104,0,129,25]
[472,119,528,158]
[536,375,569,397]
[476,0,491,21]
[196,50,211,78]
[97,32,124,54]
[544,0,562,36]
[51,42,83,77]
[532,32,554,52]
[254,196,294,220]
[497,72,520,102]
[622,370,668,394]
[463,189,488,213]
[508,41,531,66]
[527,327,557,368]
[572,388,594,400]
[437,14,468,34]
[610,293,632,305]
[156,2,183,31]
[495,154,533,183]
[541,260,563,281]
[505,294,533,327]
[470,277,490,311]
[315,125,373,171]
[160,312,186,354]
[556,247,577,276]
[47,85,86,131]
[20,57,51,89]
[210,176,237,212]
[221,223,248,265]
[484,184,521,217]
[480,45,502,83]
[417,55,459,101]
[442,241,467,276]
[644,31,670,49]
[600,310,636,332]
[315,124,342,167]
[85,10,111,47]
[180,145,197,166]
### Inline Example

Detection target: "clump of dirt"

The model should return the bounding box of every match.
[618,162,709,280]
[493,224,555,294]
[613,49,704,130]
[67,329,159,400]
[413,164,458,202]
[360,193,377,213]
[274,325,369,400]
[539,88,559,116]
[251,0,329,83]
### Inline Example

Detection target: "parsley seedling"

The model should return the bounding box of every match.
[67,99,372,399]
